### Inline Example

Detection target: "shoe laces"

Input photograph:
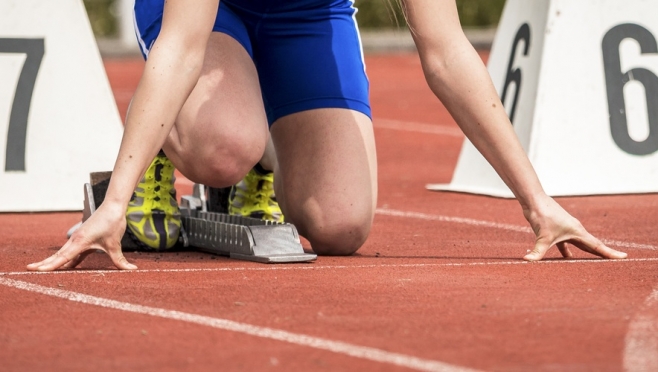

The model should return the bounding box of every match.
[234,170,275,205]
[139,156,177,210]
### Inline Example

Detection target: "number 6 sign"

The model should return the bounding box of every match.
[0,0,123,211]
[429,0,658,197]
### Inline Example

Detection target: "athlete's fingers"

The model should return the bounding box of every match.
[107,249,137,270]
[58,257,78,270]
[26,257,50,270]
[568,232,627,259]
[523,237,552,261]
[27,235,92,271]
[27,250,74,271]
[557,242,573,258]
[27,239,72,270]
[59,251,95,270]
[26,260,48,271]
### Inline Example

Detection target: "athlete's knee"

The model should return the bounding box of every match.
[174,133,265,187]
[182,155,252,187]
[301,210,373,256]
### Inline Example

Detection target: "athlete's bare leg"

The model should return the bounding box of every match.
[271,109,377,255]
[257,136,277,172]
[163,33,269,187]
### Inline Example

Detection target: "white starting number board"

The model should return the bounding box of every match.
[428,0,658,197]
[0,0,123,211]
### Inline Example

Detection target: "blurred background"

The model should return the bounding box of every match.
[83,0,505,37]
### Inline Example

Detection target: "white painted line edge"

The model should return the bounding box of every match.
[0,277,478,372]
[624,287,658,372]
[3,258,658,277]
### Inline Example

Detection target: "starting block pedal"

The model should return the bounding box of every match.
[180,183,316,263]
[182,209,316,263]
[67,172,316,264]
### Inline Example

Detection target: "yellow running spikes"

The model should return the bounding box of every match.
[125,153,181,250]
[229,168,284,223]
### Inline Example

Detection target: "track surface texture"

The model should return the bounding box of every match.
[1,52,657,372]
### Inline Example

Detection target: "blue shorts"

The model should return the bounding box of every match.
[133,0,370,125]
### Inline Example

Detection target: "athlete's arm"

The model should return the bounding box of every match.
[27,0,220,271]
[108,0,219,207]
[402,0,626,261]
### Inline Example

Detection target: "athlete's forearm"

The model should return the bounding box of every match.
[421,42,547,209]
[104,46,204,207]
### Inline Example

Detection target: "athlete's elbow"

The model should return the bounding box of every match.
[148,41,205,80]
[416,35,473,82]
[418,53,452,96]
[180,48,205,77]
[418,44,474,97]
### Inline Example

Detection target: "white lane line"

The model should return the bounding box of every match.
[0,277,478,372]
[624,287,658,372]
[377,208,531,233]
[3,258,658,277]
[375,208,657,251]
[373,119,464,138]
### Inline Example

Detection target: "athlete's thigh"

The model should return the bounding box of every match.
[270,108,377,250]
[169,32,267,164]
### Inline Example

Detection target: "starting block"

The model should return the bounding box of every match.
[182,209,315,263]
[68,172,317,264]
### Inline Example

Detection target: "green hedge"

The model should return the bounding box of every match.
[84,0,117,37]
[356,0,506,29]
[455,0,506,28]
[84,0,506,37]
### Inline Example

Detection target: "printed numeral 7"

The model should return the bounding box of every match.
[1,38,45,171]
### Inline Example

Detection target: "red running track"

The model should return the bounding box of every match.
[1,52,658,372]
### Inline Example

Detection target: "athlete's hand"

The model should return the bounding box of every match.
[26,202,137,271]
[521,196,627,261]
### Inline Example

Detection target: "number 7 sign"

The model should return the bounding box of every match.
[0,38,44,172]
[0,0,123,211]
[429,0,658,197]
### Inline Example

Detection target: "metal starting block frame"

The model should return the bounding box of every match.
[69,173,316,264]
[181,209,316,263]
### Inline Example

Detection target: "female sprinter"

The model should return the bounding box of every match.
[27,0,626,271]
